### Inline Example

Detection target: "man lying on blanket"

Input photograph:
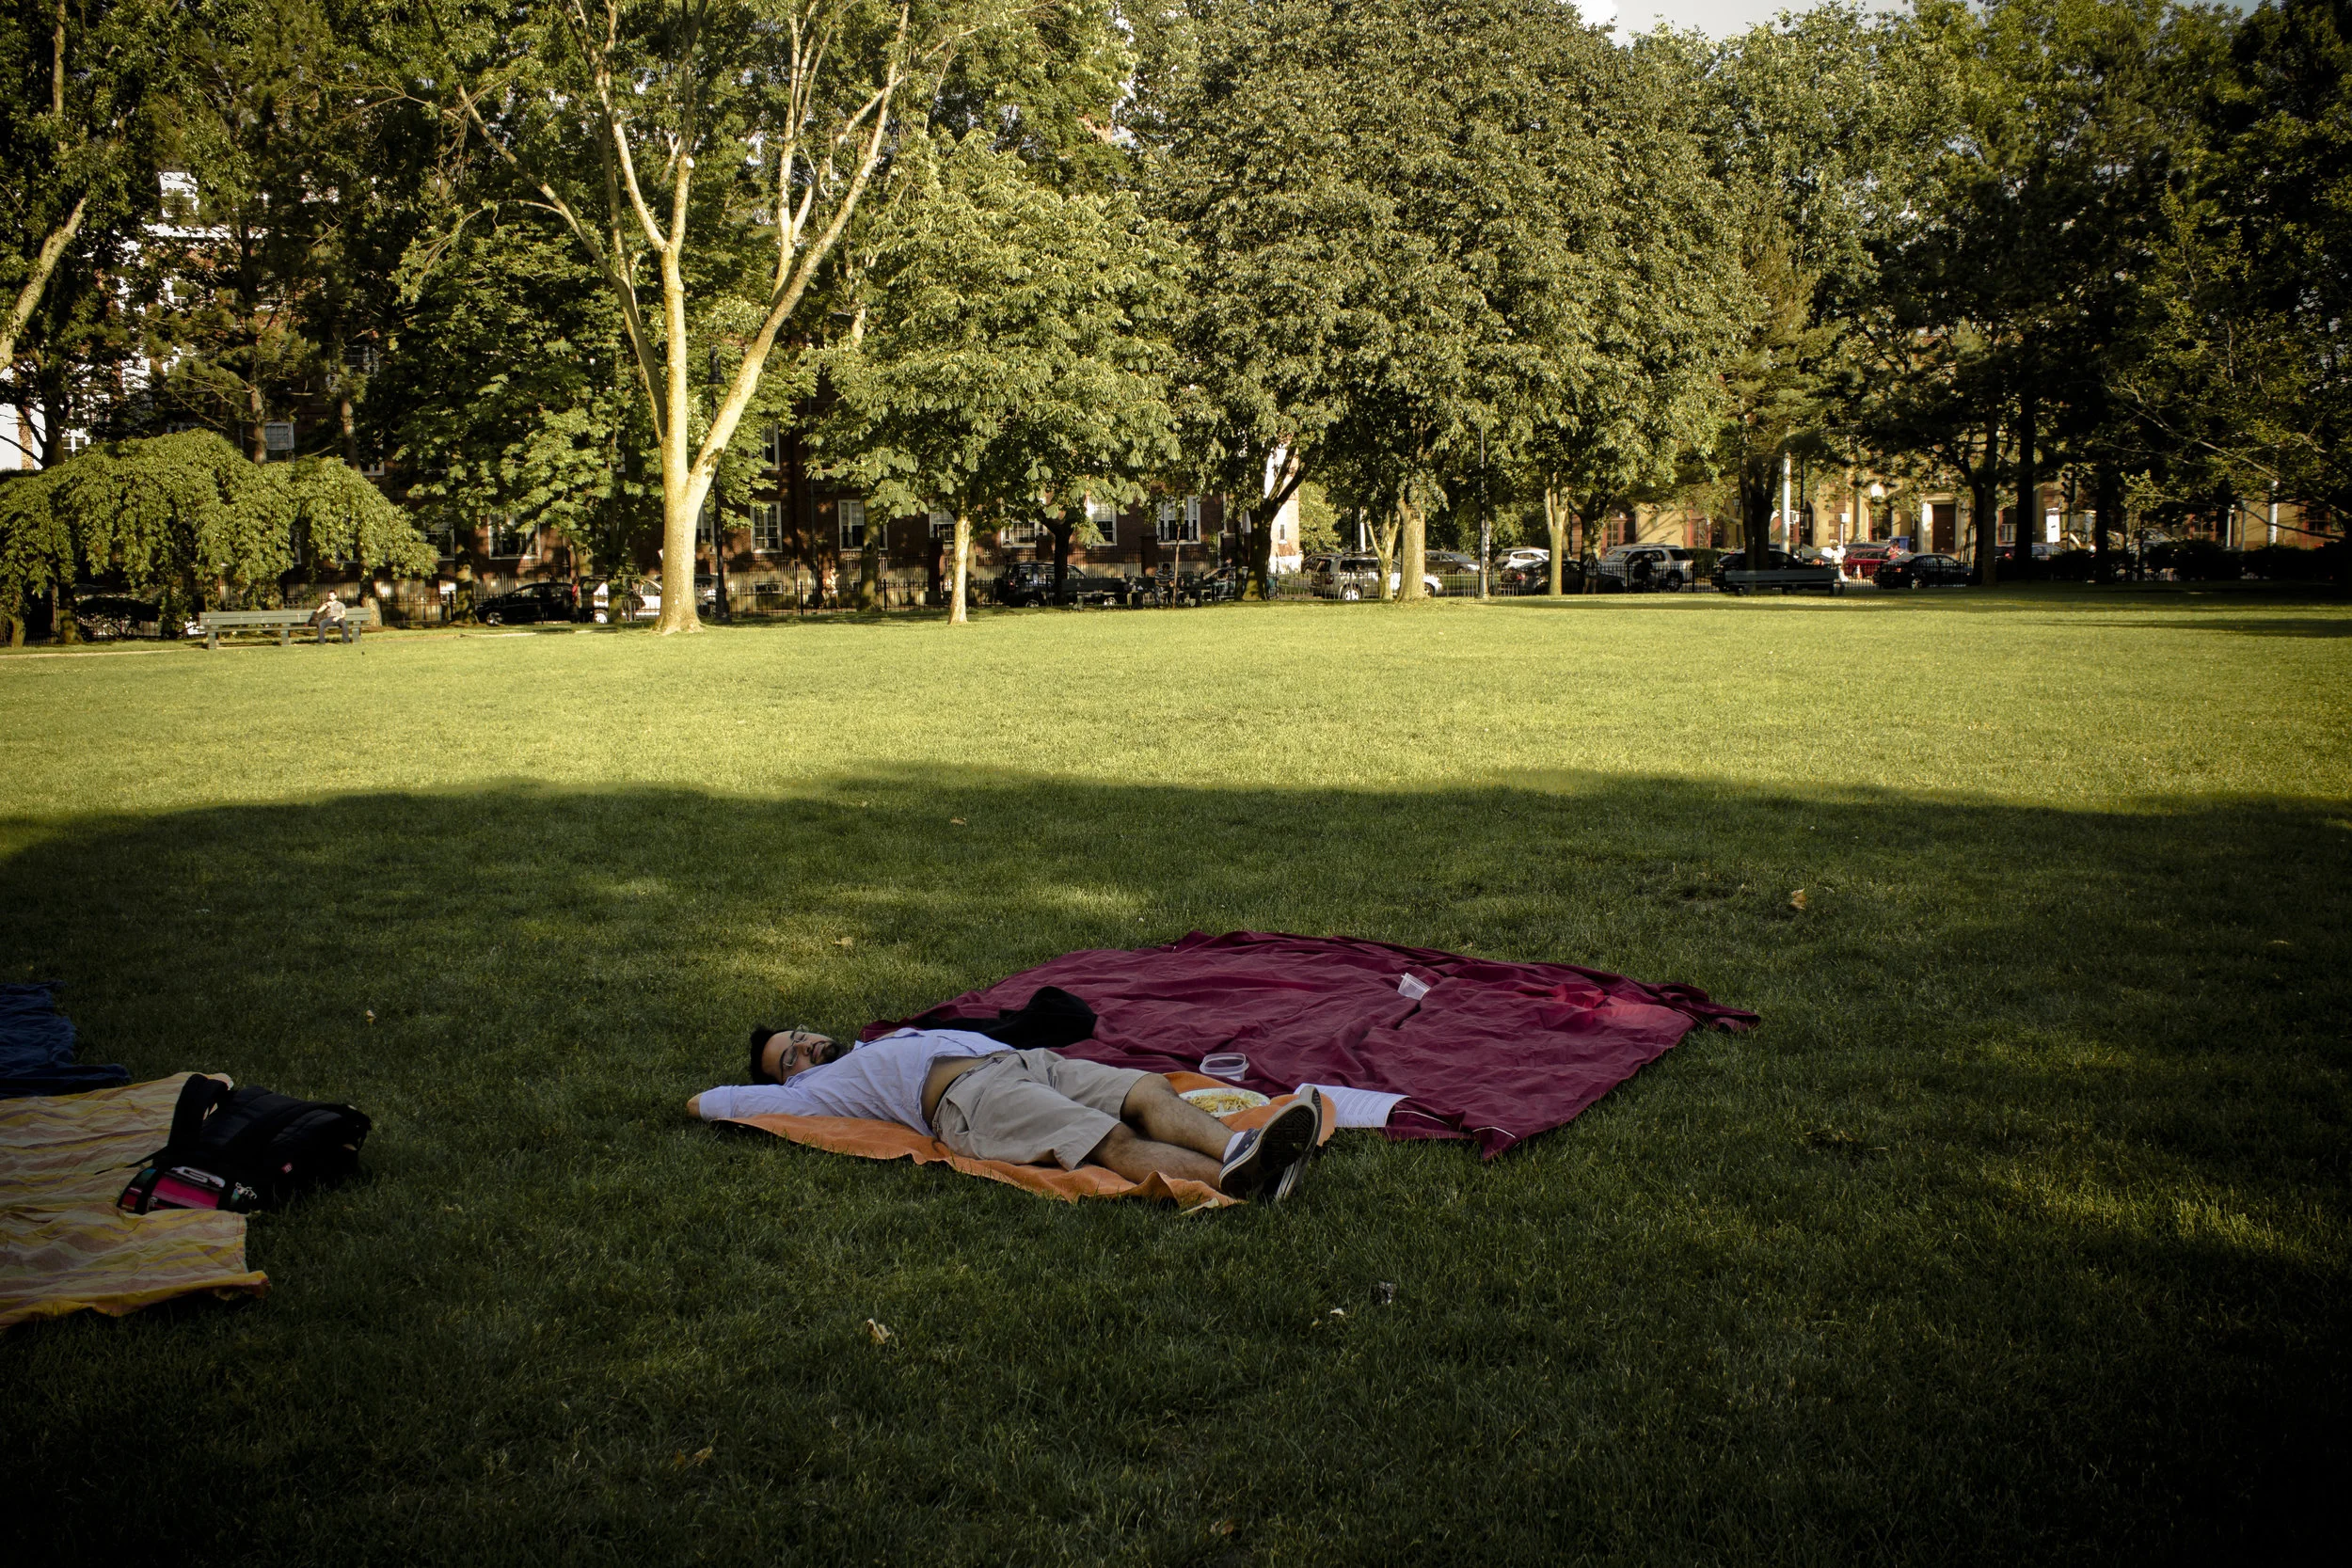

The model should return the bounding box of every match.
[689,1026,1322,1201]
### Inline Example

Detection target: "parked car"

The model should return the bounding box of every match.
[996,562,1128,608]
[477,581,580,626]
[1425,549,1481,581]
[1499,556,1582,592]
[1710,547,1841,594]
[1875,551,1974,589]
[1311,555,1383,600]
[1708,547,1797,590]
[1499,546,1550,572]
[1594,544,1698,592]
[74,594,162,641]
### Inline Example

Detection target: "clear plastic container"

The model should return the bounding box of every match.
[1199,1053,1248,1082]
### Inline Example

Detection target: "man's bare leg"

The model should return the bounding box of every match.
[1117,1074,1235,1159]
[1086,1121,1223,1187]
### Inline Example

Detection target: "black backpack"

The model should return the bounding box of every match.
[119,1074,373,1214]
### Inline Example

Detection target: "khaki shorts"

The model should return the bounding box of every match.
[931,1049,1150,1170]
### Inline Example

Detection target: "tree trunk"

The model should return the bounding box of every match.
[2093,462,2120,581]
[1971,422,2003,589]
[0,190,88,376]
[1370,507,1399,602]
[856,515,882,611]
[2013,385,2039,581]
[247,380,267,465]
[1578,498,1601,594]
[339,383,360,467]
[948,515,971,624]
[1544,483,1569,595]
[1049,520,1073,597]
[1397,493,1426,601]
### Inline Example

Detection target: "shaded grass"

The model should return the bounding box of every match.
[2,589,2348,1564]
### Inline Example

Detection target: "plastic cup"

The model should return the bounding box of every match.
[1200,1053,1248,1082]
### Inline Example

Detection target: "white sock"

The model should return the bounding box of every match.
[1223,1130,1247,1162]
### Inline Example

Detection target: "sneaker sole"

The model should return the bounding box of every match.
[1235,1099,1318,1200]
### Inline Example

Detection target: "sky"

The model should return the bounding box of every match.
[1599,0,1860,36]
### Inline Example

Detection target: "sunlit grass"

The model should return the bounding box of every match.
[3,584,2346,1562]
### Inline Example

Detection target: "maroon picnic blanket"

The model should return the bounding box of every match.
[866,931,1759,1158]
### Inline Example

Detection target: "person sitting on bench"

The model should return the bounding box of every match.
[689,1026,1322,1201]
[310,591,349,644]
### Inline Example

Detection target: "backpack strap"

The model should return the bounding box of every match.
[156,1073,232,1162]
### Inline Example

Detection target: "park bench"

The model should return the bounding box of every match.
[199,604,378,649]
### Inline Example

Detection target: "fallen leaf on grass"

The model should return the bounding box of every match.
[1211,1519,1237,1538]
[865,1318,894,1346]
[949,817,966,826]
[671,1447,714,1468]
[1789,889,1809,911]
[834,936,854,948]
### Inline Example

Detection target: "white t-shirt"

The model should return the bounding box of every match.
[693,1028,1002,1132]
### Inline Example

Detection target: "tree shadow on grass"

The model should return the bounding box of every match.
[1,771,2346,1565]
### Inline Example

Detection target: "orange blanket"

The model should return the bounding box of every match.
[715,1073,1337,1212]
[1,1074,269,1330]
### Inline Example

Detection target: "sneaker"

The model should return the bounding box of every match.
[1218,1095,1319,1200]
[1266,1088,1326,1204]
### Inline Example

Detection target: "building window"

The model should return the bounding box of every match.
[753,503,784,552]
[929,510,957,540]
[1157,496,1201,544]
[1001,519,1040,546]
[487,516,525,557]
[1085,498,1117,545]
[837,498,866,549]
[762,425,784,470]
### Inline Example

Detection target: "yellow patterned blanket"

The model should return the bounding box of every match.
[0,1074,268,1330]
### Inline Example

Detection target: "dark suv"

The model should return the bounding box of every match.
[479,581,580,625]
[1876,552,1973,589]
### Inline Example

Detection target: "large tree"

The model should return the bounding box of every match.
[1663,3,1927,564]
[1151,0,1731,606]
[424,0,1009,633]
[2107,0,2350,559]
[1,0,182,456]
[0,428,433,641]
[824,135,1177,624]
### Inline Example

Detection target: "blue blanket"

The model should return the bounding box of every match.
[0,982,129,1099]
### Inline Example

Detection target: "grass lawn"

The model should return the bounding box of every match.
[4,587,2347,1563]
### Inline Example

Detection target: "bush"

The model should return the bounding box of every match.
[2242,542,2345,581]
[2147,538,2242,581]
[2043,548,2097,581]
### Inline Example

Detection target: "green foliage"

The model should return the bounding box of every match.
[375,215,654,570]
[1294,481,1340,557]
[47,429,292,592]
[279,454,437,576]
[827,135,1179,530]
[0,432,433,631]
[1152,0,1741,600]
